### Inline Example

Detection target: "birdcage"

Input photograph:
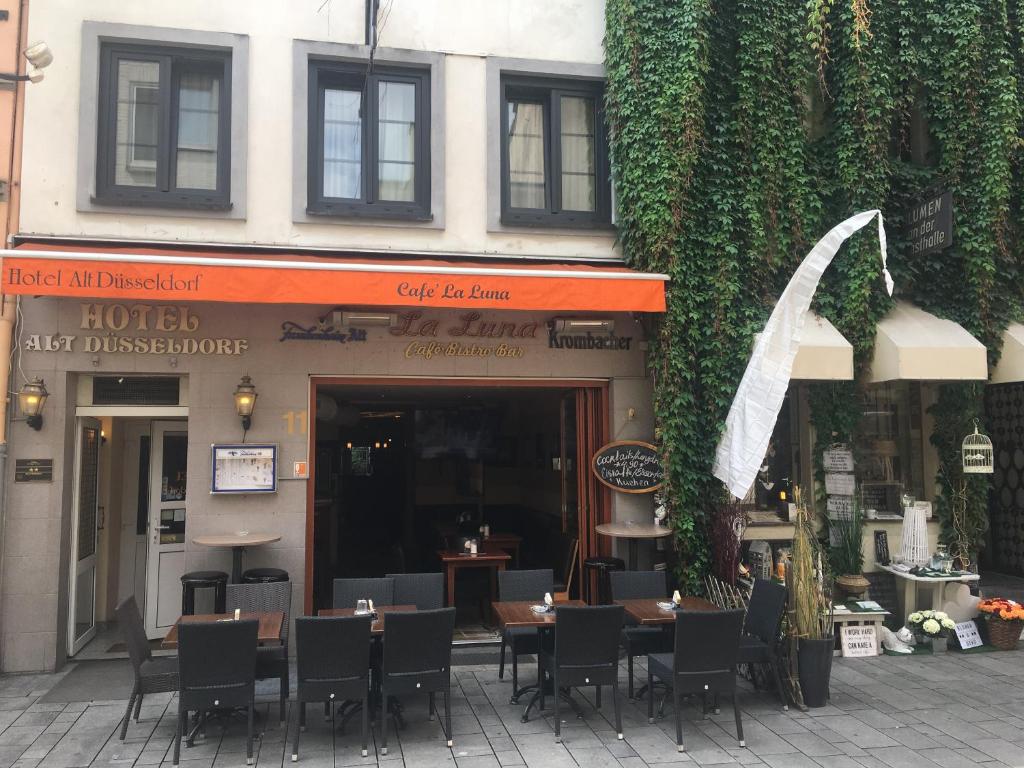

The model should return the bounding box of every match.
[747,540,773,581]
[962,421,994,474]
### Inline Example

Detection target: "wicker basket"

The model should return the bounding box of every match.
[985,616,1024,650]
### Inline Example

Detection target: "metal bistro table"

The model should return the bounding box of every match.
[192,532,281,583]
[595,522,673,570]
[491,599,586,722]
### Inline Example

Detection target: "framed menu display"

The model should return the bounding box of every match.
[211,444,278,494]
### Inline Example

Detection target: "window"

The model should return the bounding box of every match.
[96,44,231,208]
[500,76,611,227]
[308,62,430,219]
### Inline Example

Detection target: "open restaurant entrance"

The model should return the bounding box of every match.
[308,379,609,632]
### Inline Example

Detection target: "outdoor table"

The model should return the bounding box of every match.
[318,604,416,633]
[438,547,511,617]
[491,599,586,722]
[877,563,979,617]
[615,596,719,625]
[595,522,672,570]
[192,532,282,583]
[484,532,523,567]
[160,610,284,649]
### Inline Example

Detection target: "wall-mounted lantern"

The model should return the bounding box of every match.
[233,375,258,431]
[18,378,48,430]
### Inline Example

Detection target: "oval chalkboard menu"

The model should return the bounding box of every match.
[591,440,664,494]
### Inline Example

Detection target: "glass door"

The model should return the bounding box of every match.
[144,421,188,638]
[68,418,101,655]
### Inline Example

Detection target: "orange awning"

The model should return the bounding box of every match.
[1,243,667,312]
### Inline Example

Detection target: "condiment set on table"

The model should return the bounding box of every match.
[656,590,684,612]
[530,592,555,614]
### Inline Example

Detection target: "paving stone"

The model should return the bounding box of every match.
[780,733,843,757]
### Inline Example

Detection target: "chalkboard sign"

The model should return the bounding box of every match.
[591,441,664,494]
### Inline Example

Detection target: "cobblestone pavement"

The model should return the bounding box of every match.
[1,649,1022,768]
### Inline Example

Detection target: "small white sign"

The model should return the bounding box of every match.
[827,495,854,518]
[823,447,855,473]
[825,473,856,496]
[840,625,878,657]
[953,620,983,650]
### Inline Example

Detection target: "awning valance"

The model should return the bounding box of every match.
[990,322,1024,384]
[0,244,667,313]
[870,301,987,382]
[754,311,854,381]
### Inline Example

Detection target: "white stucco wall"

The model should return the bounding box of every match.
[19,0,617,260]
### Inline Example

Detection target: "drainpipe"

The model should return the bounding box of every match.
[0,0,30,671]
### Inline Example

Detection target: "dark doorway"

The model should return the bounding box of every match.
[310,383,599,631]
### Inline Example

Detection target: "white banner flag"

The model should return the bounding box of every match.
[713,210,891,499]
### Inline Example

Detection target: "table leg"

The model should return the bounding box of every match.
[231,547,244,584]
[931,582,946,611]
[446,564,456,608]
[628,539,638,570]
[519,627,579,723]
[900,578,915,619]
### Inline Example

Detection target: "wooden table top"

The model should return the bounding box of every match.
[491,599,587,629]
[437,548,511,564]
[595,522,673,539]
[161,611,284,649]
[192,532,281,548]
[317,604,416,634]
[615,597,720,625]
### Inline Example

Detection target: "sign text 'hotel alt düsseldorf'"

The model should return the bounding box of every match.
[23,303,249,356]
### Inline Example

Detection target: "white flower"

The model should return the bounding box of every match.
[934,611,949,621]
[908,612,924,624]
[941,618,956,630]
[921,610,935,619]
[922,619,941,635]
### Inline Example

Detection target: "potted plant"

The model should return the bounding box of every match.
[827,504,868,600]
[905,609,956,651]
[977,598,1024,650]
[790,488,834,708]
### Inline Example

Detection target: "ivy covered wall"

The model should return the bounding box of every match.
[605,0,1022,588]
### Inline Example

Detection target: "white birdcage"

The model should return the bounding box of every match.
[899,505,930,566]
[962,420,994,474]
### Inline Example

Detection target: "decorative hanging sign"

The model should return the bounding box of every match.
[591,441,664,494]
[962,421,994,474]
[906,189,953,256]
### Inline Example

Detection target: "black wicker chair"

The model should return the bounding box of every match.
[116,597,179,741]
[174,619,258,767]
[332,577,395,609]
[647,609,745,753]
[540,605,624,742]
[292,616,373,761]
[387,572,444,610]
[378,607,456,755]
[609,570,672,698]
[226,581,292,722]
[737,578,789,710]
[497,569,554,702]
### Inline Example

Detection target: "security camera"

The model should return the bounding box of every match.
[24,42,53,70]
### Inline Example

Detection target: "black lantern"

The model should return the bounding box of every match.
[233,374,258,431]
[18,378,48,430]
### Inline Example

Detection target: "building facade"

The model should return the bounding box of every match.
[0,0,670,672]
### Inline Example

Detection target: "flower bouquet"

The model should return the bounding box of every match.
[977,598,1024,650]
[906,609,955,650]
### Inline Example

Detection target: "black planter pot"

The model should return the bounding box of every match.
[798,636,835,708]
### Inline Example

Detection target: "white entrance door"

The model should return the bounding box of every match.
[116,421,152,612]
[68,418,102,655]
[144,421,189,639]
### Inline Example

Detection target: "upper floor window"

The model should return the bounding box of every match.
[307,61,430,220]
[500,76,611,227]
[96,44,231,209]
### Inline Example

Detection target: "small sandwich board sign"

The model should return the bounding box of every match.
[953,620,983,650]
[840,625,879,658]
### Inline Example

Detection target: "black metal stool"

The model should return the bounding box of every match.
[241,568,289,584]
[180,570,228,615]
[582,557,625,604]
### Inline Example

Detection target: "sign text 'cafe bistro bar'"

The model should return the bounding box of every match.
[0,241,673,667]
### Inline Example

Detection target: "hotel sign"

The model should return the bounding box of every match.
[23,303,249,356]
